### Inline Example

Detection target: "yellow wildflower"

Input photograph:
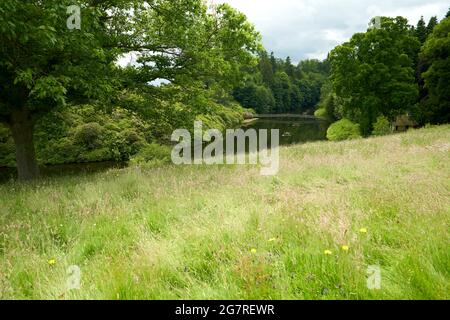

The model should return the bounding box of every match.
[341,245,350,252]
[250,248,257,254]
[324,250,333,255]
[48,259,56,266]
[359,228,368,234]
[268,238,277,242]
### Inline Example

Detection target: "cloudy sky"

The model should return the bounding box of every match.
[219,0,449,62]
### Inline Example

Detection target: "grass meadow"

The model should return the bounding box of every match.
[0,125,449,300]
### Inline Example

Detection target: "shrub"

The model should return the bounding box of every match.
[372,116,392,136]
[74,123,104,150]
[130,143,172,166]
[314,108,327,119]
[327,119,361,141]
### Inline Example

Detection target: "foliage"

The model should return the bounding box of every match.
[32,105,149,165]
[0,0,261,180]
[130,143,172,166]
[416,16,428,44]
[232,82,274,114]
[326,119,361,141]
[234,53,330,114]
[372,116,392,136]
[330,17,420,136]
[314,108,327,119]
[419,17,450,124]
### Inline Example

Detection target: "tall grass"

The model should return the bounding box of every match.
[0,125,449,299]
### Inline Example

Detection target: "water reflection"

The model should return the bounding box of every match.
[242,117,330,146]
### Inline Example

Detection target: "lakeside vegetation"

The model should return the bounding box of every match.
[1,125,449,299]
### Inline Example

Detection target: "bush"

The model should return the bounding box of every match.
[74,122,104,150]
[372,116,392,136]
[314,108,327,119]
[130,143,172,166]
[327,119,361,141]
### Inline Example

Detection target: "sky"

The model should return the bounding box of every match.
[219,0,449,62]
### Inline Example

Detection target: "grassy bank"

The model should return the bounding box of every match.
[0,126,449,300]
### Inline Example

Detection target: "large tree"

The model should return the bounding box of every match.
[330,17,420,135]
[0,0,260,180]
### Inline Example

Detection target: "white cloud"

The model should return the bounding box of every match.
[218,0,449,62]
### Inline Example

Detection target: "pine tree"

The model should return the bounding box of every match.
[285,56,295,78]
[416,16,427,43]
[427,16,438,36]
[270,52,277,73]
[258,52,274,87]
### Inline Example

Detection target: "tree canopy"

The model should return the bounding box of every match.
[0,0,261,180]
[420,17,450,124]
[330,17,420,135]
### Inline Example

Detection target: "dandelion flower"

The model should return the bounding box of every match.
[359,228,368,234]
[250,248,257,254]
[48,259,56,266]
[324,250,332,255]
[341,245,349,252]
[268,238,277,242]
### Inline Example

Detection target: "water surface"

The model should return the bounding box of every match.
[242,116,330,146]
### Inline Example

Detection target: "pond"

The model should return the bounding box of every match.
[242,116,330,146]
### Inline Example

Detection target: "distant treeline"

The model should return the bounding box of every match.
[233,53,330,114]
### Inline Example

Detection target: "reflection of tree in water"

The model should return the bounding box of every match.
[243,118,330,147]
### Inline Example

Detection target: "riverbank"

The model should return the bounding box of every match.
[0,125,449,299]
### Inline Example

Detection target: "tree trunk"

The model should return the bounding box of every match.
[9,107,39,181]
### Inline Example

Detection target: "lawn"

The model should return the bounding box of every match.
[0,125,449,300]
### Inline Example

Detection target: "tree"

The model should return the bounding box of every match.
[285,57,295,78]
[372,116,391,136]
[0,0,128,179]
[270,52,278,73]
[258,51,274,87]
[446,7,450,18]
[427,16,438,36]
[272,72,292,113]
[416,16,428,43]
[0,0,261,180]
[233,82,274,113]
[324,95,338,121]
[330,17,420,135]
[419,17,450,124]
